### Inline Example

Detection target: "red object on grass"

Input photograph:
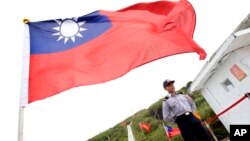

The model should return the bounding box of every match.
[139,122,151,133]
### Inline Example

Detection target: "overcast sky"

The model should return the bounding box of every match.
[0,0,249,141]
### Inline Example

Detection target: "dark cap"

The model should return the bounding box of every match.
[163,79,175,88]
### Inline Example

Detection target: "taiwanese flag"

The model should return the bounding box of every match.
[139,122,151,133]
[163,125,181,139]
[26,0,206,103]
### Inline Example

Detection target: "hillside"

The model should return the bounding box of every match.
[88,82,229,141]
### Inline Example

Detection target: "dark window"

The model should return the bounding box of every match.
[221,78,234,92]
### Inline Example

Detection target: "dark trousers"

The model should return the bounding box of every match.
[175,113,211,141]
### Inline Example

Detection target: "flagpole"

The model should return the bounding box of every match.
[18,106,25,141]
[162,123,171,141]
[204,122,218,141]
[127,123,136,141]
[18,19,30,141]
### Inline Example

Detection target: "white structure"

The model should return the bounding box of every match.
[190,14,250,131]
[127,124,136,141]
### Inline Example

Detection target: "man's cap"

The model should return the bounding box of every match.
[163,79,175,88]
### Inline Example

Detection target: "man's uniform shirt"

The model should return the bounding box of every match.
[162,93,196,122]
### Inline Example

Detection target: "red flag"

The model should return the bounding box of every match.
[26,0,206,103]
[139,122,151,133]
[164,125,181,139]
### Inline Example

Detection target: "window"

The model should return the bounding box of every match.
[221,78,234,92]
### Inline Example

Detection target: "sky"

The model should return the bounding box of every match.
[0,0,249,141]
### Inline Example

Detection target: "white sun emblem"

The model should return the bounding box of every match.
[52,17,87,44]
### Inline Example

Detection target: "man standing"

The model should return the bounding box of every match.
[162,79,211,141]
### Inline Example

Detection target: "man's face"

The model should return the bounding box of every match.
[165,83,175,93]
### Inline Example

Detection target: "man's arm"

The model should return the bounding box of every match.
[185,95,196,112]
[162,101,175,123]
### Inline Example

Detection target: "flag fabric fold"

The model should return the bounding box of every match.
[163,125,181,139]
[25,0,206,103]
[139,122,151,133]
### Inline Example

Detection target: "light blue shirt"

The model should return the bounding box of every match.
[162,93,196,123]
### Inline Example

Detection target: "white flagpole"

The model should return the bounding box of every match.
[18,19,30,141]
[204,122,218,141]
[127,122,136,141]
[18,107,25,141]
